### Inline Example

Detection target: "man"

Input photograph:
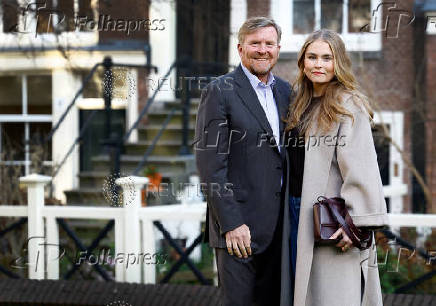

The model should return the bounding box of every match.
[194,17,291,305]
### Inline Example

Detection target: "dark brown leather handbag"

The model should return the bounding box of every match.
[313,196,372,250]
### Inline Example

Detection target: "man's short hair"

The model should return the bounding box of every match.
[238,16,282,45]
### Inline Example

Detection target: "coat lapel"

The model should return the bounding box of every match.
[294,121,339,305]
[234,66,275,138]
[234,65,290,158]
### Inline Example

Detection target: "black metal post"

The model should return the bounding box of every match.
[179,61,191,155]
[103,57,113,142]
[102,57,121,203]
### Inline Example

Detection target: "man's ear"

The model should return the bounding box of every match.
[237,43,242,55]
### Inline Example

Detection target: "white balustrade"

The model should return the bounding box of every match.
[0,173,434,285]
[116,176,148,283]
[19,174,51,279]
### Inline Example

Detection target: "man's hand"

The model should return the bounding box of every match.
[225,224,252,258]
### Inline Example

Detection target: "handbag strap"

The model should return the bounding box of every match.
[323,198,372,250]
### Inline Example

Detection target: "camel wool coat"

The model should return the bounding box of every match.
[280,95,389,306]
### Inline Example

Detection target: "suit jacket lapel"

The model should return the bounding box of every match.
[234,66,275,138]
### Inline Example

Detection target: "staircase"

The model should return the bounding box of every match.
[64,98,199,206]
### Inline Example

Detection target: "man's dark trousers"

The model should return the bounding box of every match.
[215,192,284,306]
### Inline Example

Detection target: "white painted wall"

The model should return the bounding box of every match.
[126,69,139,143]
[229,0,247,67]
[149,0,177,103]
[52,69,81,203]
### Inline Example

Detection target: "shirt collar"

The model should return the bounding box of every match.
[241,63,275,88]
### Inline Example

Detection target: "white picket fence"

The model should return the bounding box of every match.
[0,174,207,283]
[0,173,436,284]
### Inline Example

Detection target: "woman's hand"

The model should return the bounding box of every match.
[329,227,354,252]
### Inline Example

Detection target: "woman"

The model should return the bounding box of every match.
[280,29,388,306]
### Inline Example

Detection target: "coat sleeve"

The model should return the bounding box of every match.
[194,81,245,235]
[336,101,389,228]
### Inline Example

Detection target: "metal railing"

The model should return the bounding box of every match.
[0,174,208,283]
[48,56,233,190]
[1,174,436,290]
[379,215,436,293]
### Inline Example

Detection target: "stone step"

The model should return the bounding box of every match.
[163,98,201,111]
[146,109,197,125]
[78,170,189,188]
[64,182,184,206]
[91,154,196,175]
[65,99,201,206]
[64,188,107,206]
[137,124,195,142]
[124,140,186,156]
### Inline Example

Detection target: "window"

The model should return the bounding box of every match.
[293,0,315,34]
[0,0,97,48]
[348,0,371,32]
[34,0,94,34]
[0,0,19,33]
[321,0,343,33]
[372,123,390,186]
[271,0,381,52]
[372,112,407,214]
[0,74,52,176]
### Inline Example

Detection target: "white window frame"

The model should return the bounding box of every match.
[426,13,436,35]
[271,0,382,52]
[0,74,53,175]
[372,111,407,214]
[0,0,98,49]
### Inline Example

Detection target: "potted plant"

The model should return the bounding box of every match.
[142,165,162,206]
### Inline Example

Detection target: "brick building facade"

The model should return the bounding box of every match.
[423,2,436,213]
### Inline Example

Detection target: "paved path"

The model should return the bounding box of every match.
[0,279,435,305]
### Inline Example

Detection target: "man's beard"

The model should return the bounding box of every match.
[248,57,277,76]
[250,63,273,78]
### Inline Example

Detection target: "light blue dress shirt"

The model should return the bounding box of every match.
[241,64,281,152]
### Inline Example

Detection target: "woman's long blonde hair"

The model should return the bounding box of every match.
[285,29,372,136]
